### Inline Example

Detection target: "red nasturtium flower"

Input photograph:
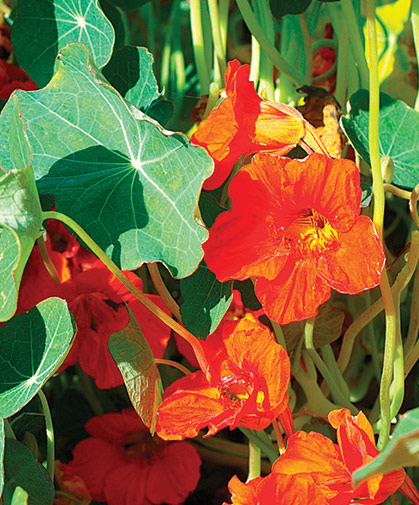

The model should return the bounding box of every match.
[65,409,201,505]
[203,153,385,324]
[192,60,325,190]
[225,409,417,505]
[156,317,290,440]
[0,60,37,100]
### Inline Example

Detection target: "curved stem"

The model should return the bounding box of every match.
[147,263,181,320]
[36,236,60,285]
[42,211,209,374]
[410,184,419,229]
[208,0,226,88]
[304,317,356,413]
[235,0,306,87]
[272,418,285,455]
[154,358,191,376]
[405,261,419,355]
[38,390,54,482]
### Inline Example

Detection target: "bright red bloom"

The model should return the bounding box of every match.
[192,60,313,190]
[156,317,290,440]
[225,409,411,505]
[203,153,385,324]
[54,461,92,505]
[0,60,37,100]
[65,409,201,505]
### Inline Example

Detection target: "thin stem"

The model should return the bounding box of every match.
[271,321,287,351]
[239,427,278,465]
[202,81,220,119]
[189,0,210,94]
[208,0,227,88]
[338,231,419,374]
[38,390,54,482]
[235,0,306,87]
[321,344,351,399]
[219,0,230,52]
[341,0,369,88]
[405,262,419,355]
[366,0,399,450]
[410,184,419,229]
[304,317,356,413]
[42,211,209,374]
[154,358,191,376]
[147,263,181,320]
[335,15,349,106]
[255,0,275,101]
[272,418,285,455]
[298,13,312,85]
[246,439,261,481]
[36,236,60,285]
[412,0,419,110]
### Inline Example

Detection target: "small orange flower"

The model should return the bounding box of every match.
[192,60,323,190]
[203,153,385,324]
[156,317,290,440]
[225,409,415,505]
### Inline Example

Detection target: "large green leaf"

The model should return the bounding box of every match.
[12,43,212,277]
[103,46,173,125]
[99,0,127,53]
[0,418,4,498]
[341,90,419,190]
[180,193,232,338]
[352,408,419,485]
[3,439,54,505]
[0,298,75,418]
[109,307,162,433]
[0,94,42,322]
[12,0,115,87]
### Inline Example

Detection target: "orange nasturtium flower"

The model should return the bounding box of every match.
[225,409,418,505]
[192,60,325,190]
[203,153,385,324]
[156,317,290,440]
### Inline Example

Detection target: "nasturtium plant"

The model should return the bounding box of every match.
[9,42,213,276]
[12,0,115,87]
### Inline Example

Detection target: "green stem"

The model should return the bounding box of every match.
[304,318,356,413]
[271,321,287,351]
[246,439,261,481]
[38,390,54,482]
[341,0,369,88]
[37,236,60,285]
[208,0,227,88]
[161,1,180,89]
[334,15,349,106]
[412,0,419,111]
[239,427,278,465]
[154,358,191,376]
[405,261,419,356]
[255,0,275,101]
[338,231,419,374]
[298,13,312,85]
[42,211,209,374]
[235,0,306,87]
[219,0,230,52]
[147,263,181,320]
[365,0,399,450]
[190,0,211,94]
[321,344,351,399]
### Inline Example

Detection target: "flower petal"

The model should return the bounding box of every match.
[318,216,385,294]
[146,442,201,505]
[104,463,149,505]
[225,475,263,505]
[85,410,146,443]
[255,258,331,324]
[67,438,126,502]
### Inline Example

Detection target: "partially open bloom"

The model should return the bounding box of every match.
[204,153,385,324]
[192,60,323,190]
[156,317,290,440]
[65,410,201,505]
[225,409,416,505]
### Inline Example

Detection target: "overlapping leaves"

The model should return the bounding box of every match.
[0,95,42,322]
[8,42,213,277]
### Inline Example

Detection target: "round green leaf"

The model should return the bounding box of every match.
[341,90,419,190]
[0,225,20,323]
[13,43,212,277]
[0,298,75,418]
[12,0,115,87]
[3,439,54,505]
